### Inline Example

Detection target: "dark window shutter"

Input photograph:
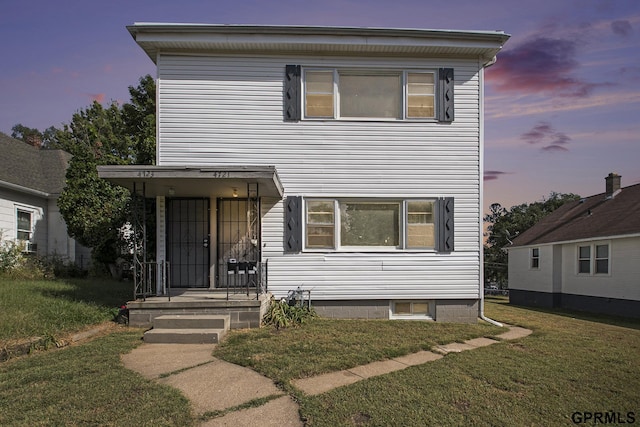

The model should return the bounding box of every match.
[284,65,301,121]
[437,197,454,253]
[284,196,302,253]
[438,68,454,122]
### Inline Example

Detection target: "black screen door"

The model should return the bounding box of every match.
[166,198,210,288]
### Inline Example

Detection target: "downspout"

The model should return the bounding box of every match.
[478,58,503,328]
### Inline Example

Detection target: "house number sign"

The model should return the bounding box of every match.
[135,170,230,178]
[210,171,230,178]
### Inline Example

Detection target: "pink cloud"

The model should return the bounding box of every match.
[542,145,569,152]
[51,67,64,74]
[484,170,509,181]
[88,93,106,103]
[521,121,572,153]
[487,37,609,98]
[104,64,113,73]
[611,20,633,37]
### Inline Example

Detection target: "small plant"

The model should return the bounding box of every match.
[263,297,316,329]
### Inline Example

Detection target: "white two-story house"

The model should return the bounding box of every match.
[99,24,509,324]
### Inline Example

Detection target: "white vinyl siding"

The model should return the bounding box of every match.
[509,237,640,303]
[157,54,483,300]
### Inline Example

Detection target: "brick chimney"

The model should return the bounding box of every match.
[24,134,42,149]
[605,173,621,199]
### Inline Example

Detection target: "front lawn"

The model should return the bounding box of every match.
[294,299,640,426]
[0,330,194,426]
[0,278,131,349]
[214,318,503,385]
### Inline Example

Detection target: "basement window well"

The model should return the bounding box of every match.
[391,300,434,319]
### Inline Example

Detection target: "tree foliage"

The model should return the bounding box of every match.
[483,192,580,287]
[11,124,60,149]
[54,75,156,267]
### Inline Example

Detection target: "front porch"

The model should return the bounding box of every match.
[128,289,273,330]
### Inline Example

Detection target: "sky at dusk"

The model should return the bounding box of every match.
[1,0,639,216]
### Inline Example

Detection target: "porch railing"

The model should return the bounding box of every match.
[134,260,170,301]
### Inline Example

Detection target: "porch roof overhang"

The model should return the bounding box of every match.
[97,165,283,199]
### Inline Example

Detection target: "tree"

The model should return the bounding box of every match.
[11,124,60,149]
[483,192,580,287]
[55,75,156,269]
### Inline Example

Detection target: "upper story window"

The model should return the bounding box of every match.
[17,210,32,241]
[303,69,435,120]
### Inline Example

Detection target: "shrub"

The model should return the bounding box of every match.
[0,236,25,274]
[263,297,316,329]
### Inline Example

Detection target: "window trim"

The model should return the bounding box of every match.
[576,242,610,276]
[530,247,540,269]
[390,300,434,320]
[16,208,34,242]
[303,198,436,252]
[302,67,437,121]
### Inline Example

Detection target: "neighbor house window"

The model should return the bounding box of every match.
[530,248,540,269]
[305,199,434,250]
[577,243,610,275]
[17,210,32,241]
[595,244,609,274]
[578,245,591,274]
[303,69,436,120]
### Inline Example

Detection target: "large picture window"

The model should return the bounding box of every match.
[341,202,400,247]
[303,68,436,120]
[305,199,435,250]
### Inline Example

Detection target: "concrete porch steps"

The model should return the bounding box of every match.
[144,314,230,344]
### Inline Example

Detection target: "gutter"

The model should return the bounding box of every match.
[0,180,52,198]
[477,63,503,328]
[479,296,503,327]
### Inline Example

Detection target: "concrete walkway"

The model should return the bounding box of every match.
[121,324,531,425]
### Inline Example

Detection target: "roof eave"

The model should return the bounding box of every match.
[127,23,509,64]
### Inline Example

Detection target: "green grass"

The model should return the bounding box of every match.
[294,299,640,426]
[214,318,503,385]
[0,278,131,347]
[3,281,638,426]
[0,329,194,426]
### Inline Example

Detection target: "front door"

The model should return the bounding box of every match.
[166,198,210,288]
[216,198,260,288]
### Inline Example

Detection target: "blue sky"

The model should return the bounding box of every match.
[1,0,639,214]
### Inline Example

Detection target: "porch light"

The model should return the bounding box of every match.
[168,187,175,196]
[232,188,238,198]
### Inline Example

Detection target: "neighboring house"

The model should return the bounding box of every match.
[508,173,640,318]
[0,132,90,267]
[99,24,510,323]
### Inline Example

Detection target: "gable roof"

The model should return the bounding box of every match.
[127,23,510,66]
[510,182,640,247]
[0,132,71,196]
